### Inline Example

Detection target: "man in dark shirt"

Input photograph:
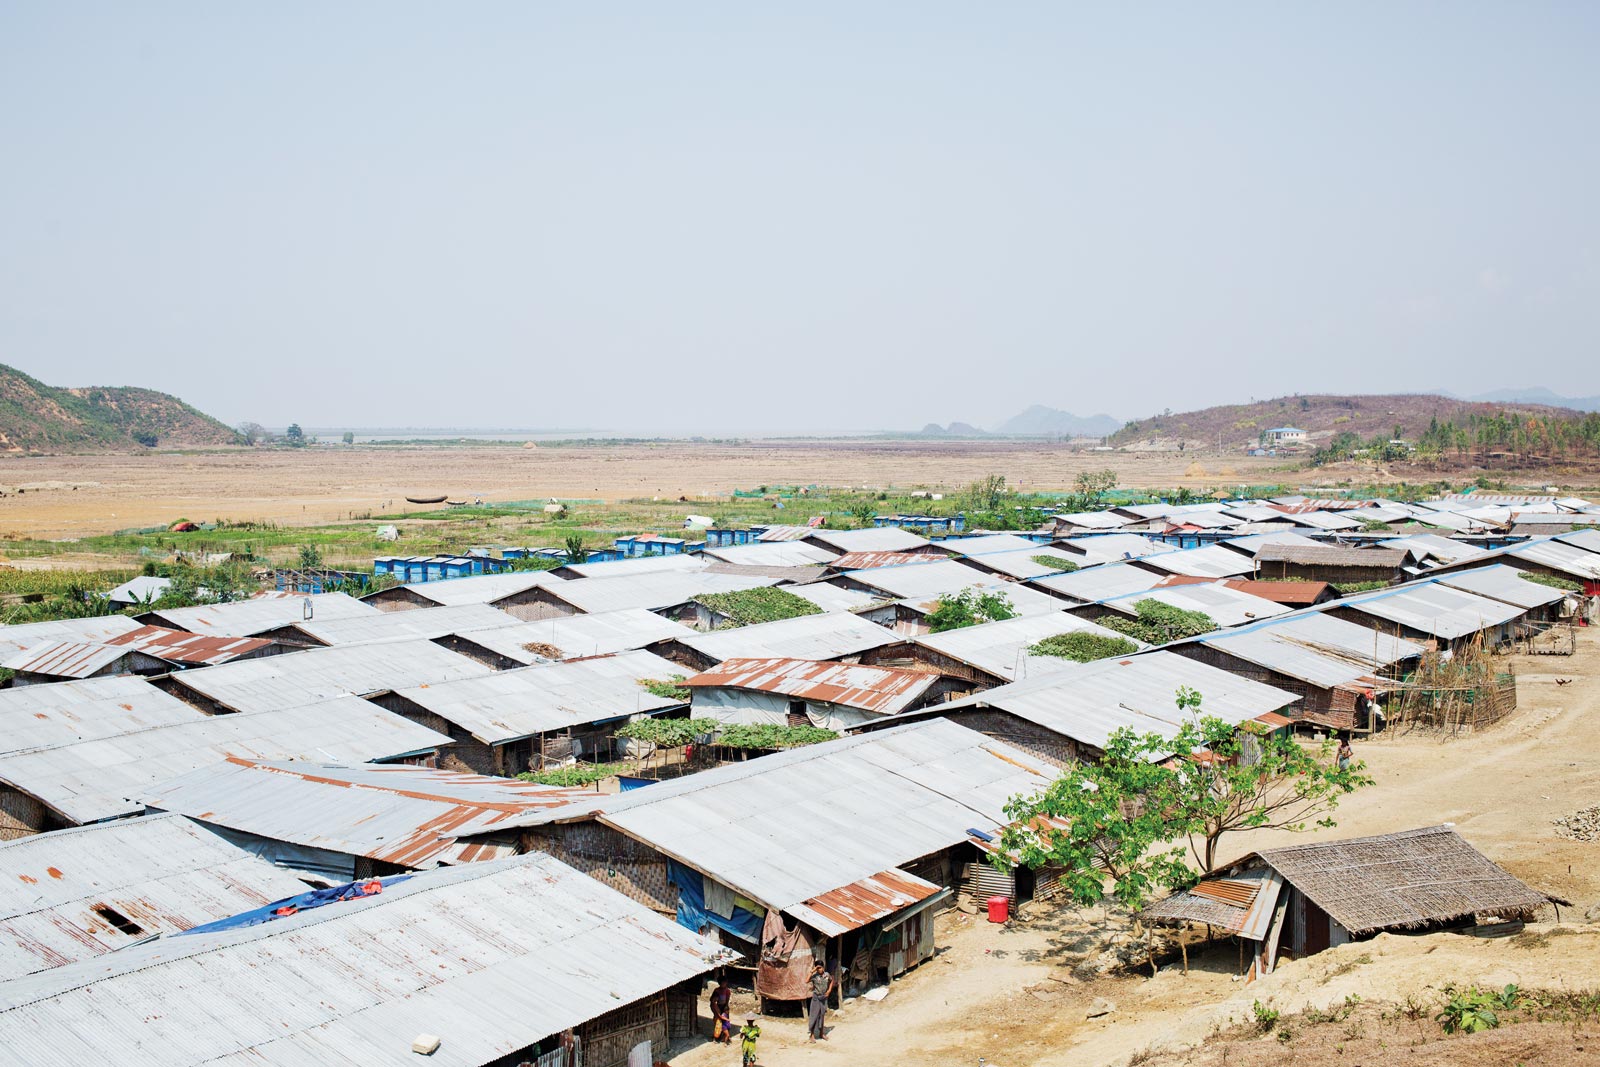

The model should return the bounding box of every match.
[807,960,834,1041]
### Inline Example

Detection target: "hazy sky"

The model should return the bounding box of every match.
[2,3,1597,434]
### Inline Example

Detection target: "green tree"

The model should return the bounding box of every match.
[964,473,1009,511]
[563,533,588,563]
[285,423,306,446]
[341,431,355,445]
[297,544,323,569]
[924,588,1017,633]
[1074,469,1117,507]
[850,501,878,528]
[996,687,1373,895]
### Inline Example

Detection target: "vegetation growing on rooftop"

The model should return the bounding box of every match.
[518,762,635,787]
[636,675,692,701]
[1521,571,1582,592]
[1026,631,1139,662]
[693,587,822,626]
[1099,599,1217,644]
[1030,554,1079,572]
[614,717,720,747]
[925,588,1018,633]
[715,723,840,749]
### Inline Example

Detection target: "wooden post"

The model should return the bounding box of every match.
[1180,927,1189,976]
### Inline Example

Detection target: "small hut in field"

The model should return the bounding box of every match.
[1142,825,1566,980]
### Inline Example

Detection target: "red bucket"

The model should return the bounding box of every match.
[986,895,1010,924]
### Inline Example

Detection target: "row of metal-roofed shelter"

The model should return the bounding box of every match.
[0,496,1594,1063]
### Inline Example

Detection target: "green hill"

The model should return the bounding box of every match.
[0,364,242,452]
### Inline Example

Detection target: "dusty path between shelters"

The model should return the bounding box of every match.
[673,638,1600,1067]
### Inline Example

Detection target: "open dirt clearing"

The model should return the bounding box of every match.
[674,637,1600,1067]
[0,443,1295,538]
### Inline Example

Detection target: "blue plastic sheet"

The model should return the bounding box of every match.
[180,874,413,936]
[668,860,762,943]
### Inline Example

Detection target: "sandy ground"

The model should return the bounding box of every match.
[0,443,1295,538]
[671,638,1600,1067]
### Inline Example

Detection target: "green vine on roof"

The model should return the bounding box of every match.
[1026,631,1139,662]
[715,723,839,750]
[1031,554,1079,573]
[692,586,823,627]
[637,675,691,701]
[1521,571,1582,592]
[1099,599,1216,644]
[614,717,720,747]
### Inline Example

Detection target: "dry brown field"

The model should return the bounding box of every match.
[0,442,1299,540]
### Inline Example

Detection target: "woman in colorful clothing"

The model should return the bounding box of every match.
[709,978,733,1044]
[739,1014,761,1067]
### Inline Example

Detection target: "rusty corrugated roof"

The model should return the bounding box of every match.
[104,625,277,666]
[828,551,943,570]
[788,868,941,936]
[684,657,939,714]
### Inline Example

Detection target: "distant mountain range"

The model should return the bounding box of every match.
[914,406,1122,439]
[1459,387,1600,412]
[0,363,241,453]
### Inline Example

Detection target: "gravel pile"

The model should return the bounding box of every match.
[1554,805,1600,841]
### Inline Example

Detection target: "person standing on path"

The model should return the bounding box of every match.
[709,976,732,1044]
[1337,736,1353,772]
[806,960,834,1042]
[739,1014,761,1067]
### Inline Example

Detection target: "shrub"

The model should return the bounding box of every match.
[1099,599,1216,644]
[615,717,720,747]
[637,675,691,701]
[925,588,1017,633]
[716,723,839,750]
[1027,631,1139,662]
[693,587,822,627]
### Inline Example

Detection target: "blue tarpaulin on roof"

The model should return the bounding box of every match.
[179,875,413,936]
[668,860,763,943]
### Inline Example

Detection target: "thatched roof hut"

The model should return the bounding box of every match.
[1143,825,1565,978]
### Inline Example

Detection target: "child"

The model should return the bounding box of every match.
[739,1014,761,1067]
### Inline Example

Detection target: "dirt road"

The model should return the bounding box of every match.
[673,637,1600,1067]
[0,443,1292,538]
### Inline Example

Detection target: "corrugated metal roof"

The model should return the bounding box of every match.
[104,576,170,605]
[1136,544,1257,579]
[1160,510,1240,530]
[673,613,898,664]
[1377,534,1489,566]
[701,542,840,567]
[141,593,379,638]
[1556,528,1600,556]
[170,639,494,713]
[1101,583,1291,629]
[288,603,523,646]
[903,581,1066,619]
[449,608,696,664]
[837,558,1003,599]
[1031,562,1165,604]
[1276,510,1364,531]
[510,720,1056,927]
[938,650,1299,755]
[143,760,585,868]
[0,616,144,661]
[0,814,310,983]
[912,610,1148,682]
[557,554,711,579]
[962,547,1083,580]
[786,582,881,613]
[942,533,1043,556]
[1196,613,1425,689]
[545,570,780,614]
[1336,582,1525,638]
[0,676,205,757]
[1060,533,1179,565]
[1050,511,1133,530]
[1505,538,1600,580]
[804,527,936,553]
[0,854,724,1067]
[393,650,689,744]
[0,695,452,825]
[788,868,942,936]
[103,625,277,666]
[1435,564,1568,610]
[387,570,566,607]
[0,641,137,680]
[829,551,945,571]
[756,523,820,541]
[1155,576,1332,605]
[685,657,938,715]
[1220,532,1324,557]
